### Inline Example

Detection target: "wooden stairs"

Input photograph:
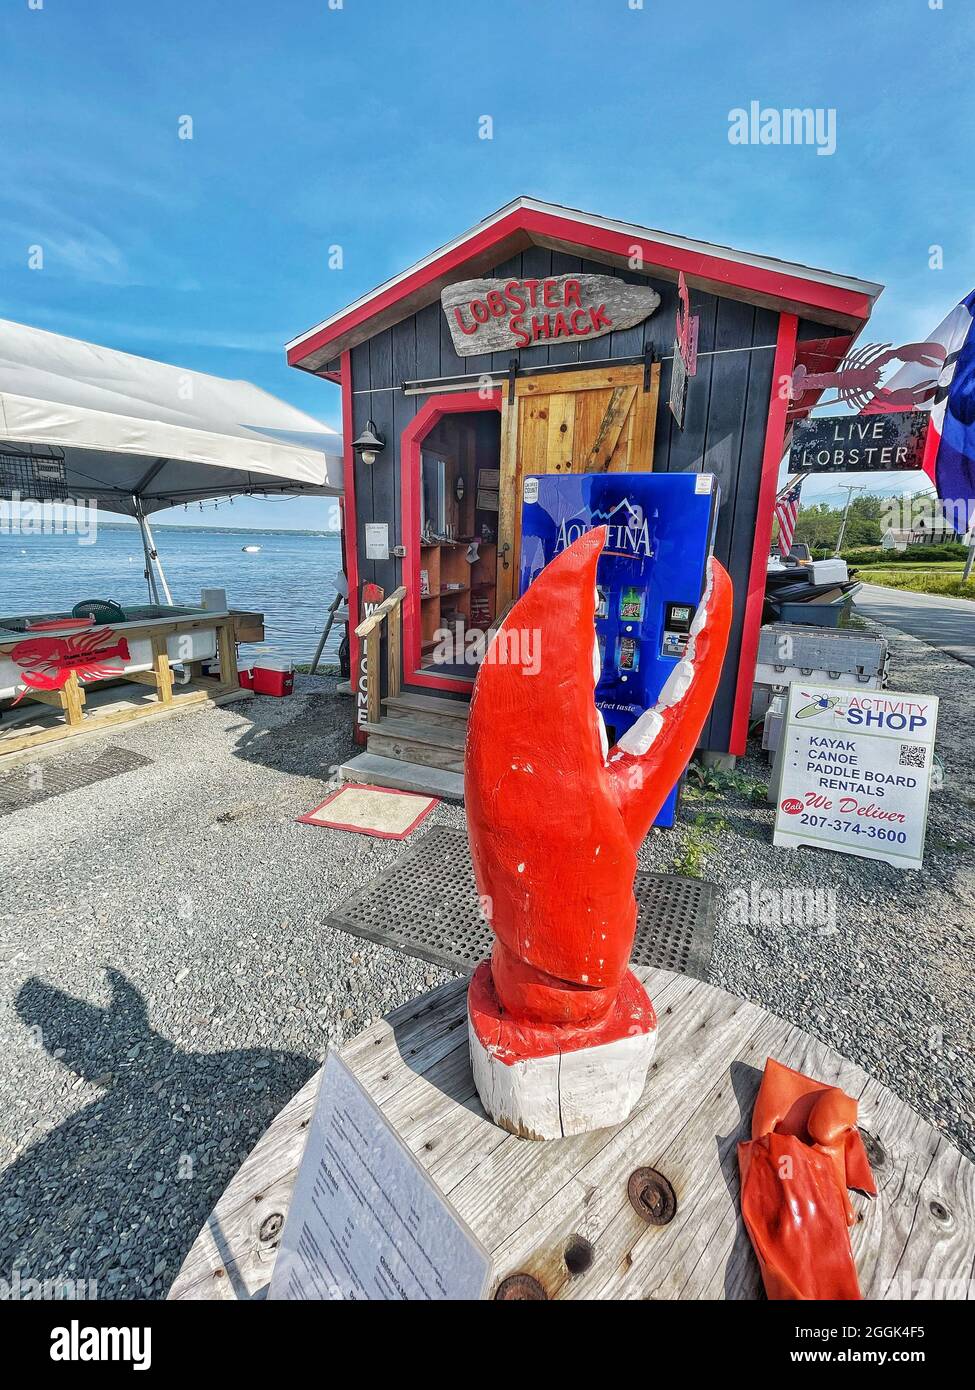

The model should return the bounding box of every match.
[338,692,469,800]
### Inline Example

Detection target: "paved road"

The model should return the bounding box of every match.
[854,582,975,665]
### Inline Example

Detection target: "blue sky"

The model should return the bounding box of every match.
[1,0,971,526]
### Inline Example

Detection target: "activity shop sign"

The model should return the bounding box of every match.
[441,273,659,356]
[773,683,939,870]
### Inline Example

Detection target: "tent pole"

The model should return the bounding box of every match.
[141,512,174,605]
[134,497,161,605]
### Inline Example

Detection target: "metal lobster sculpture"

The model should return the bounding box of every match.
[790,340,946,414]
[464,527,733,1139]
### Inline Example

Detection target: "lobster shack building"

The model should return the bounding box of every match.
[287,198,881,795]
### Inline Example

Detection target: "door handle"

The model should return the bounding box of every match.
[499,542,511,570]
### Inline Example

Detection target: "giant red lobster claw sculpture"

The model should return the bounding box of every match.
[465,527,733,1139]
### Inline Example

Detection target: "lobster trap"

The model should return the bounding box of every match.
[0,449,69,502]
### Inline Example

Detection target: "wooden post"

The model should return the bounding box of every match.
[60,674,85,727]
[353,588,406,724]
[216,618,239,691]
[366,626,381,725]
[386,597,401,700]
[151,636,174,705]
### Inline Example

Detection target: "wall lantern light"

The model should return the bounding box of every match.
[455,475,465,502]
[352,419,386,465]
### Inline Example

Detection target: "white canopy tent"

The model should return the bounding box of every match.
[0,318,343,602]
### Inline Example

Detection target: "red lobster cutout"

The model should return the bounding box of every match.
[10,629,131,705]
[465,527,732,1065]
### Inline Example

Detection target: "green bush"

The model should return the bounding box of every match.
[842,542,967,565]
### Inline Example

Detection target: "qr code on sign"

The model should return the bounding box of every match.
[899,744,926,768]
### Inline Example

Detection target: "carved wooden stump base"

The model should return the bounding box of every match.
[467,962,657,1141]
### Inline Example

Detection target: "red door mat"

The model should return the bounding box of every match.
[297,783,439,840]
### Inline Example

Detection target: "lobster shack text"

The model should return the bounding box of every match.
[441,273,660,358]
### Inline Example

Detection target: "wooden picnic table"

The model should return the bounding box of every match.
[169,967,975,1300]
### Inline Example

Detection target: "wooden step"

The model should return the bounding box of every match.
[362,718,465,773]
[337,752,465,801]
[383,692,470,724]
[362,717,466,750]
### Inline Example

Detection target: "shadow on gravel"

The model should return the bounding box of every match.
[0,969,313,1300]
[229,691,356,782]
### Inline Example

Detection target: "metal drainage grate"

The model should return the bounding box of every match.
[325,827,715,981]
[0,746,154,816]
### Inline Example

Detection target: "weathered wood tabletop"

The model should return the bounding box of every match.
[169,968,975,1300]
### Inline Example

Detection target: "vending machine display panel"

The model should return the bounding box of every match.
[519,472,719,827]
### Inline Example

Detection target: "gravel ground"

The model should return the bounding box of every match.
[638,620,975,1167]
[0,623,972,1299]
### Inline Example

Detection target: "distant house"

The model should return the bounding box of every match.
[882,524,955,551]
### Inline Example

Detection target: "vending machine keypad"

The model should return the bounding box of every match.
[661,601,694,659]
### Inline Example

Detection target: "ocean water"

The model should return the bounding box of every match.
[0,525,345,666]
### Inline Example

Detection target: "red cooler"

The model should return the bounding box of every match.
[252,658,294,697]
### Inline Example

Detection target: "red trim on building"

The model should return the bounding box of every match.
[288,205,874,370]
[288,212,529,367]
[339,350,361,682]
[400,390,502,693]
[728,312,799,755]
[519,210,874,325]
[405,669,476,695]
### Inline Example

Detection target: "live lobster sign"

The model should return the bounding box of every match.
[441,274,660,356]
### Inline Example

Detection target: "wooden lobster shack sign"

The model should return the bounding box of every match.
[442,274,660,356]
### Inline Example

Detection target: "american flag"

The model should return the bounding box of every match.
[774,480,803,555]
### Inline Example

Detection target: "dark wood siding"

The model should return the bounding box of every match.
[348,251,783,751]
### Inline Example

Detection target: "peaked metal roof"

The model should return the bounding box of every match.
[287,196,883,373]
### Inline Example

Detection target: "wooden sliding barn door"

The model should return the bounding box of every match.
[496,363,660,608]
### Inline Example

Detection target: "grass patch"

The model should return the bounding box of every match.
[859,570,975,600]
[685,763,768,803]
[855,563,964,574]
[672,810,729,878]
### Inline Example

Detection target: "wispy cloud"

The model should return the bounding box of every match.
[0,303,288,356]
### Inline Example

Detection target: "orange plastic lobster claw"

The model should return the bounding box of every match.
[738,1058,877,1300]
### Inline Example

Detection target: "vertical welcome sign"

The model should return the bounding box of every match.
[354,582,384,744]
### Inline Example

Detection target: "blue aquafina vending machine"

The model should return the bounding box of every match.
[519,472,720,827]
